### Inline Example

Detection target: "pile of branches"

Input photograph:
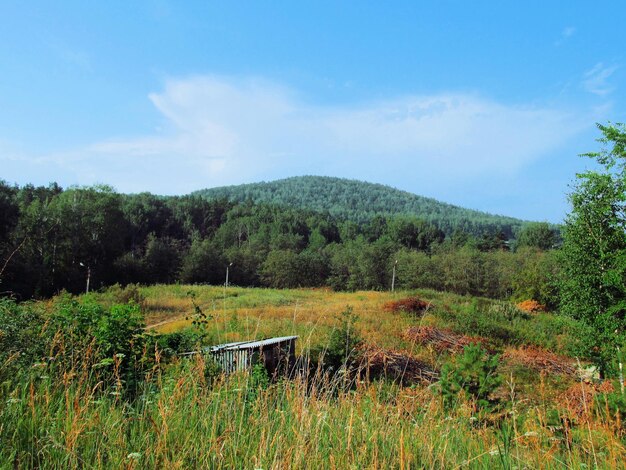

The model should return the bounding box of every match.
[404,326,487,353]
[359,346,439,385]
[516,300,547,314]
[502,346,577,376]
[559,380,614,418]
[383,297,431,315]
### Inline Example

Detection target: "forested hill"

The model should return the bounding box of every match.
[194,176,525,236]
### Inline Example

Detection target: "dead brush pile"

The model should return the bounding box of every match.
[359,346,439,385]
[502,346,577,376]
[404,326,487,353]
[516,299,547,314]
[559,380,615,418]
[383,297,430,315]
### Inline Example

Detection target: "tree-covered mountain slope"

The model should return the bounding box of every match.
[194,176,526,236]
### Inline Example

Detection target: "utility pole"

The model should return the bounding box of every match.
[391,259,398,293]
[79,262,91,294]
[225,262,233,288]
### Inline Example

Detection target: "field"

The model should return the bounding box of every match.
[2,285,625,468]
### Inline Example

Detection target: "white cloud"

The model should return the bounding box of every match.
[6,75,591,201]
[555,26,576,46]
[562,26,576,38]
[582,63,618,96]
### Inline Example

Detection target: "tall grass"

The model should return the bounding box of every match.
[3,286,624,468]
[2,350,625,469]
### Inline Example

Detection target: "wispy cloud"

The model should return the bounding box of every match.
[10,75,591,202]
[555,26,576,46]
[582,62,619,96]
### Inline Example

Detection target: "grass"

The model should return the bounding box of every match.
[2,285,624,468]
[3,354,625,469]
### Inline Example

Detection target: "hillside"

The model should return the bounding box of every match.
[194,176,526,236]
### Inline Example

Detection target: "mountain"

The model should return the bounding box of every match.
[194,176,526,237]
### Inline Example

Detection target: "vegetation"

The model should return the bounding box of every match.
[195,175,527,236]
[0,180,560,304]
[560,123,626,376]
[440,343,502,411]
[0,285,624,468]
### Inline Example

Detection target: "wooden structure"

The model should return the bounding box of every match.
[203,336,298,376]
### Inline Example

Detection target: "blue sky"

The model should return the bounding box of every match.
[1,1,624,222]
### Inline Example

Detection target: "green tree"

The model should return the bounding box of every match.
[515,222,558,250]
[260,250,303,288]
[560,123,626,376]
[440,343,502,410]
[179,238,225,285]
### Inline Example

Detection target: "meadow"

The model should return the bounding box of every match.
[1,285,625,468]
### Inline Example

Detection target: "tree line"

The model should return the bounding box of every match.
[0,181,558,303]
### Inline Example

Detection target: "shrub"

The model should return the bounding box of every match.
[317,306,363,372]
[0,299,46,383]
[488,301,529,322]
[106,283,146,310]
[440,343,502,410]
[49,296,147,392]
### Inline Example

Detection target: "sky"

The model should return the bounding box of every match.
[1,1,624,222]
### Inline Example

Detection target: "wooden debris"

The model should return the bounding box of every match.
[559,381,615,418]
[383,297,430,315]
[404,326,487,353]
[516,300,547,314]
[502,346,577,376]
[359,346,439,385]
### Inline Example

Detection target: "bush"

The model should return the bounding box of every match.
[488,301,529,322]
[317,306,363,372]
[0,299,47,383]
[49,296,147,392]
[105,283,146,310]
[440,343,502,410]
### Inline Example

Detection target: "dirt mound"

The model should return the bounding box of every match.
[516,300,547,314]
[360,346,439,385]
[404,326,487,353]
[383,297,430,315]
[502,346,577,376]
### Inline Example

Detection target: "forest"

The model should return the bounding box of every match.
[0,178,558,304]
[195,175,527,236]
